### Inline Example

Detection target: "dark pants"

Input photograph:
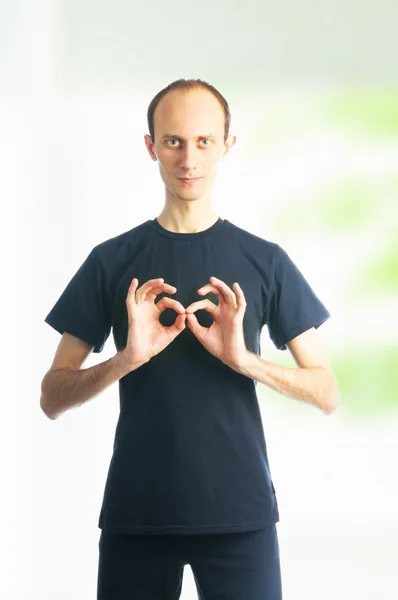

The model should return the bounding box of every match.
[97,524,282,599]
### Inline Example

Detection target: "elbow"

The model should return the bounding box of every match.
[323,369,341,415]
[324,398,339,415]
[326,394,341,416]
[40,376,58,420]
[40,394,56,420]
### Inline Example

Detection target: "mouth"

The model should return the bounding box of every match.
[178,177,203,184]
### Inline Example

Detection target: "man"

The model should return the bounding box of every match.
[41,78,339,599]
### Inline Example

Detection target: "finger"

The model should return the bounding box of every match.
[176,312,187,329]
[166,312,187,338]
[209,276,237,306]
[135,277,163,302]
[185,299,218,316]
[197,281,233,306]
[233,282,247,312]
[126,278,139,306]
[156,297,186,314]
[185,312,207,341]
[140,277,164,293]
[139,279,176,302]
[196,284,224,302]
[145,282,177,302]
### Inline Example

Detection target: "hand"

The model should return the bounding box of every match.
[185,276,248,369]
[122,277,187,368]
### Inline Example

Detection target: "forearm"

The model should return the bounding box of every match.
[234,351,339,414]
[40,351,144,420]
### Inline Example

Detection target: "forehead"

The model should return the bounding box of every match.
[154,89,224,138]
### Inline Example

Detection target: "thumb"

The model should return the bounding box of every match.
[168,312,187,339]
[185,312,205,340]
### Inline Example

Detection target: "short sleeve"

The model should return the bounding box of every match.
[44,247,112,353]
[264,245,331,351]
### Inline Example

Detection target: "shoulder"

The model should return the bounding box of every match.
[91,220,151,266]
[224,219,281,262]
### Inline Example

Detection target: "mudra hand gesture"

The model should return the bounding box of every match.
[185,276,248,369]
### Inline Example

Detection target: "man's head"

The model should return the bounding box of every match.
[144,79,236,206]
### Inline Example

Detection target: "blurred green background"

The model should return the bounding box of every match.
[251,89,398,419]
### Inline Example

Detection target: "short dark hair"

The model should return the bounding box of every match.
[147,78,231,145]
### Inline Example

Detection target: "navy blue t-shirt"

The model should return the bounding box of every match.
[44,217,331,535]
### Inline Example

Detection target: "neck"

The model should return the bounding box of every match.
[156,207,220,234]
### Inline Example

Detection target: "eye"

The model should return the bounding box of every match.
[165,139,211,147]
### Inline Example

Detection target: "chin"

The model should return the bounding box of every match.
[178,195,200,202]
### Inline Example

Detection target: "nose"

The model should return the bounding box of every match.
[179,142,199,171]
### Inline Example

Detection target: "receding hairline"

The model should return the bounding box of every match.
[155,88,225,142]
[148,79,230,144]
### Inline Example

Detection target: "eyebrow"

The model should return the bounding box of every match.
[160,133,217,141]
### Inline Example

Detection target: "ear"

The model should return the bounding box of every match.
[144,134,157,161]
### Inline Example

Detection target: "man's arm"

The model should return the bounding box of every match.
[236,355,339,414]
[40,351,143,420]
[231,327,340,415]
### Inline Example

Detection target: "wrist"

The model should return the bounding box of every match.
[233,350,257,376]
[113,350,147,377]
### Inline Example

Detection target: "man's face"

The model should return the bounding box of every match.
[144,88,235,204]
